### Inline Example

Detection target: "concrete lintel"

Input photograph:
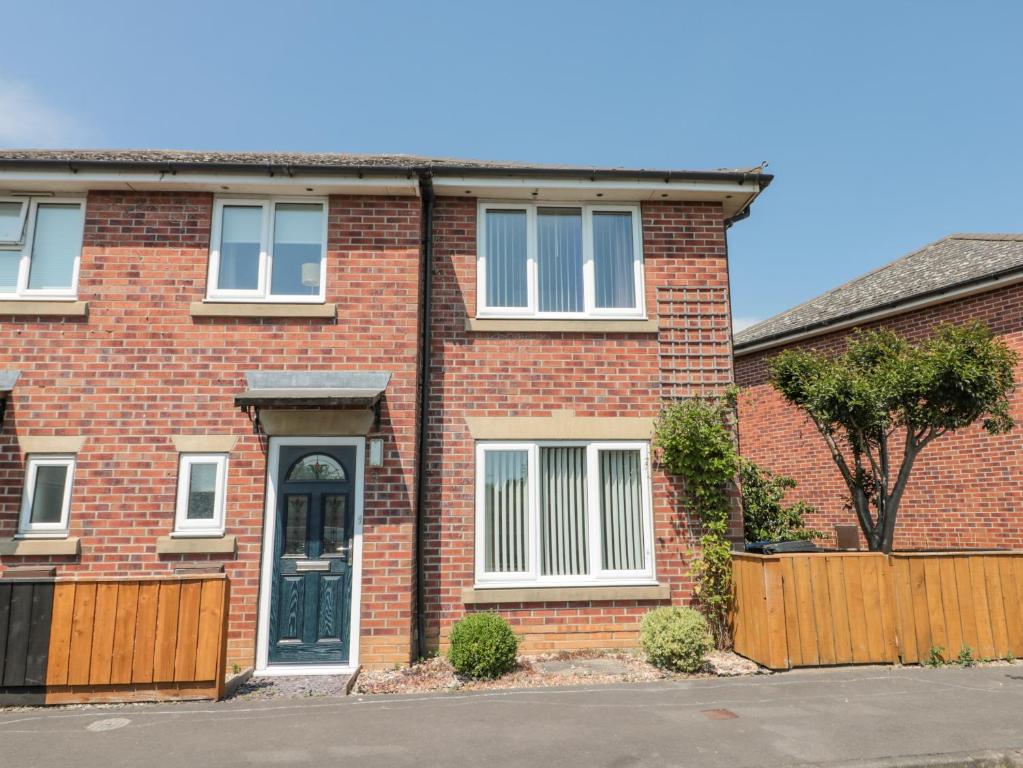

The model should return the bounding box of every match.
[466,414,654,441]
[463,584,670,604]
[18,435,86,454]
[0,301,88,317]
[190,302,337,319]
[0,537,81,557]
[467,317,659,334]
[258,409,375,436]
[172,434,239,453]
[156,535,237,555]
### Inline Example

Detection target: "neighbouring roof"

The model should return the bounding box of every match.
[235,371,391,409]
[734,234,1023,353]
[0,148,771,185]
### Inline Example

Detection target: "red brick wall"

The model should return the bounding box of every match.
[0,191,422,670]
[735,282,1023,550]
[422,198,737,652]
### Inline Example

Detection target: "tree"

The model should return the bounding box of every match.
[739,460,820,543]
[769,322,1017,552]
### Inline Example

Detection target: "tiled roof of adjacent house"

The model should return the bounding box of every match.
[734,234,1023,352]
[0,148,770,182]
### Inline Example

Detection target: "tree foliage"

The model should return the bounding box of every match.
[655,397,739,648]
[770,323,1017,552]
[740,460,820,543]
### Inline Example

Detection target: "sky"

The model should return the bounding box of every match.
[2,1,1021,330]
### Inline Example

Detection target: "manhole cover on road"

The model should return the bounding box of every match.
[86,717,131,732]
[701,709,738,720]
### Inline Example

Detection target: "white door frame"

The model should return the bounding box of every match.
[254,436,365,676]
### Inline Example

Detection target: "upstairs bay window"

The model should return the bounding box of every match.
[207,198,326,302]
[475,441,654,586]
[477,203,645,318]
[0,198,84,299]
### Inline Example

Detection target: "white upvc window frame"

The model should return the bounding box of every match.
[206,196,328,303]
[173,453,228,537]
[476,201,646,320]
[0,198,30,248]
[474,440,655,588]
[0,196,85,301]
[18,454,76,538]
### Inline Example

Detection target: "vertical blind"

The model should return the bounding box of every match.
[540,447,588,576]
[537,208,583,312]
[600,450,645,571]
[26,204,83,291]
[593,212,636,309]
[485,210,528,308]
[484,450,529,573]
[219,205,262,290]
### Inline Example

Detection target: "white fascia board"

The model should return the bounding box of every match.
[734,270,1023,357]
[0,170,420,197]
[432,175,757,216]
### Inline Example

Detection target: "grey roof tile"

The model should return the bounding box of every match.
[734,234,1023,350]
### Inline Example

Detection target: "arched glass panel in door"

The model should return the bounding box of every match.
[286,453,347,482]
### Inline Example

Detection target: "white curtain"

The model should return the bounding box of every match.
[484,450,529,573]
[593,212,636,309]
[538,208,583,312]
[600,450,645,570]
[540,446,588,576]
[485,210,528,308]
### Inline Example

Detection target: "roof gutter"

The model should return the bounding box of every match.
[734,267,1023,356]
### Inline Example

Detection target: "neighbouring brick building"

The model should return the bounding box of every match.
[735,235,1023,550]
[0,149,770,673]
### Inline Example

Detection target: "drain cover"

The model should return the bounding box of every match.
[701,708,738,720]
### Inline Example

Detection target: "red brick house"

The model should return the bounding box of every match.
[0,150,770,673]
[735,235,1023,550]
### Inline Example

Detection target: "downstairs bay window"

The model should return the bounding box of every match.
[474,441,654,586]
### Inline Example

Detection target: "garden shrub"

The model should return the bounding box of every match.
[640,606,712,673]
[740,459,821,543]
[447,612,519,679]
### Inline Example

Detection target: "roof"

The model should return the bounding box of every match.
[0,148,772,185]
[734,234,1023,353]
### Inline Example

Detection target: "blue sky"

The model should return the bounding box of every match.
[2,1,1020,329]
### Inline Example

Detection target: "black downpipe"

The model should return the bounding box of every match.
[413,171,435,661]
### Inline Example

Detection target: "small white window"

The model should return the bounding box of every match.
[206,198,327,302]
[0,198,84,300]
[476,202,645,319]
[18,455,76,538]
[174,454,228,536]
[474,441,654,587]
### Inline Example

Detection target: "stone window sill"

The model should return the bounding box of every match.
[0,537,81,556]
[466,317,658,334]
[462,583,670,605]
[156,535,237,555]
[0,301,88,317]
[189,302,336,319]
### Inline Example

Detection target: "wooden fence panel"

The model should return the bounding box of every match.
[733,551,1023,670]
[0,576,228,705]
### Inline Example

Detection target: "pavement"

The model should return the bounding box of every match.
[3,665,1023,768]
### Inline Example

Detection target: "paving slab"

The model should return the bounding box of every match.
[2,665,1022,768]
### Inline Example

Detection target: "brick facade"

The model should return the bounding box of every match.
[422,198,738,653]
[0,191,422,670]
[735,282,1023,550]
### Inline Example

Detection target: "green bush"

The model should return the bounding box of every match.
[740,459,821,543]
[447,612,519,679]
[640,606,712,673]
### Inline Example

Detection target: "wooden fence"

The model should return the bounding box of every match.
[0,575,229,705]
[733,551,1023,670]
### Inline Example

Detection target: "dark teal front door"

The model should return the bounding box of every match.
[268,445,356,665]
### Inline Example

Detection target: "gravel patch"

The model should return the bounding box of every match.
[355,650,766,696]
[231,674,354,701]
